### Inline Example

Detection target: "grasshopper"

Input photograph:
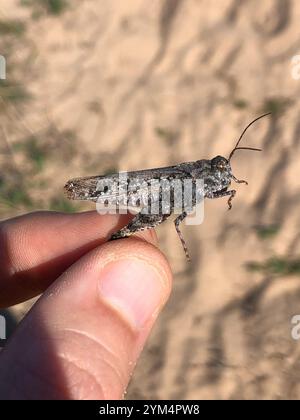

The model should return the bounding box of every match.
[65,113,270,259]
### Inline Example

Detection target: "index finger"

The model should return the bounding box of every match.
[0,211,157,307]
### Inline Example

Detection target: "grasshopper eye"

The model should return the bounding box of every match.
[217,162,226,170]
[211,156,228,171]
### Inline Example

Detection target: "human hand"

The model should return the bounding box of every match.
[0,211,172,399]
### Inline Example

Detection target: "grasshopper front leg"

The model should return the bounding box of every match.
[232,175,248,185]
[206,189,236,210]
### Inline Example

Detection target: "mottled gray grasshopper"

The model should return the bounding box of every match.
[64,113,270,260]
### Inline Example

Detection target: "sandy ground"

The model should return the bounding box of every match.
[1,0,300,399]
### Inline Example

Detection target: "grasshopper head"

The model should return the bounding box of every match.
[211,155,231,173]
[210,155,233,189]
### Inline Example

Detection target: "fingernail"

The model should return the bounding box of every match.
[99,258,168,328]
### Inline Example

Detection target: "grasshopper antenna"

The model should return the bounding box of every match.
[228,113,271,161]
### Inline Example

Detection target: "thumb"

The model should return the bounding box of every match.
[0,234,172,400]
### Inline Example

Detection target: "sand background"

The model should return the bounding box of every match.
[1,0,300,399]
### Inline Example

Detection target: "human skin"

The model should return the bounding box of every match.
[0,211,173,399]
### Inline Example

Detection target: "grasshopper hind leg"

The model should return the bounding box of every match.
[110,212,171,240]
